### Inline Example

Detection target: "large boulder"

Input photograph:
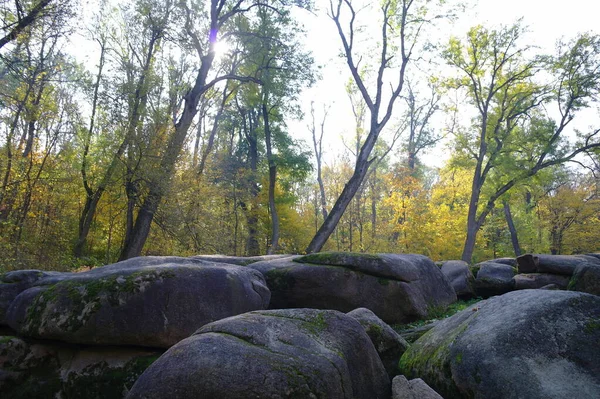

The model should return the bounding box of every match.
[392,375,443,399]
[399,290,600,399]
[474,262,515,298]
[249,252,457,324]
[516,254,600,276]
[569,262,600,296]
[5,257,270,347]
[0,335,161,399]
[347,307,409,378]
[127,309,391,399]
[191,254,292,266]
[513,273,570,290]
[0,270,69,325]
[440,261,475,299]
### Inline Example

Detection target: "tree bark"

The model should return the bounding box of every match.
[503,200,522,256]
[263,101,279,254]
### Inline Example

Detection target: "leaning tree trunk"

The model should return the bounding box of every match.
[503,200,522,256]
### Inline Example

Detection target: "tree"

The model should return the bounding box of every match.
[0,0,55,49]
[444,24,600,262]
[305,0,427,253]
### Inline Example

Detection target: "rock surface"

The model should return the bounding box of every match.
[513,273,570,290]
[0,335,162,399]
[127,309,391,399]
[569,262,600,296]
[516,254,600,276]
[347,307,409,378]
[5,257,270,347]
[474,262,515,298]
[249,252,457,324]
[191,254,292,265]
[440,261,475,299]
[392,375,444,399]
[399,289,600,399]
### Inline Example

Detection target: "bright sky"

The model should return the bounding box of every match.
[290,0,600,169]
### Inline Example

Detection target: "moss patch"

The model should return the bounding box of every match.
[294,252,381,266]
[23,269,176,334]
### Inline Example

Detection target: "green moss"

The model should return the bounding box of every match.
[294,252,381,265]
[24,269,176,334]
[0,335,16,344]
[377,277,390,286]
[584,319,600,334]
[266,268,295,291]
[455,352,463,364]
[62,354,161,399]
[567,275,578,291]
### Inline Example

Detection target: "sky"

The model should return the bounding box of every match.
[290,0,600,169]
[69,0,600,170]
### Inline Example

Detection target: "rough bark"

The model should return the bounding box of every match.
[263,101,279,254]
[503,200,522,256]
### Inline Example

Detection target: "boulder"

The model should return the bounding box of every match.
[440,261,475,299]
[516,254,600,276]
[392,375,444,399]
[191,254,292,266]
[249,252,457,324]
[6,257,270,347]
[398,320,439,344]
[347,307,409,378]
[569,262,600,296]
[126,309,391,399]
[513,273,570,290]
[0,335,161,399]
[399,290,600,399]
[474,262,515,298]
[0,270,69,325]
[489,257,517,267]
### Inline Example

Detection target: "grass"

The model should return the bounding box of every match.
[393,298,482,332]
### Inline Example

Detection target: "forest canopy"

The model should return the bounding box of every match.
[0,0,599,272]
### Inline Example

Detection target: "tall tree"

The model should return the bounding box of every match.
[444,25,600,262]
[306,0,432,253]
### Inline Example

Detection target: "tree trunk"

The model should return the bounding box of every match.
[503,200,522,256]
[263,101,279,254]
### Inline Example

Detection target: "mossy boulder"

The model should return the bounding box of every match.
[191,254,293,266]
[399,289,600,399]
[0,270,69,325]
[347,307,409,378]
[569,262,600,296]
[6,257,270,347]
[0,335,161,399]
[249,253,456,324]
[127,309,391,399]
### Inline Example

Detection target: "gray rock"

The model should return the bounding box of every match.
[440,261,475,299]
[190,254,293,266]
[516,253,538,273]
[6,257,270,347]
[399,289,600,399]
[398,320,439,344]
[249,252,457,324]
[569,262,600,296]
[539,284,561,290]
[490,257,517,267]
[126,309,391,399]
[0,335,162,399]
[392,375,444,399]
[474,262,516,298]
[347,307,409,378]
[513,273,570,290]
[0,270,69,325]
[517,254,600,276]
